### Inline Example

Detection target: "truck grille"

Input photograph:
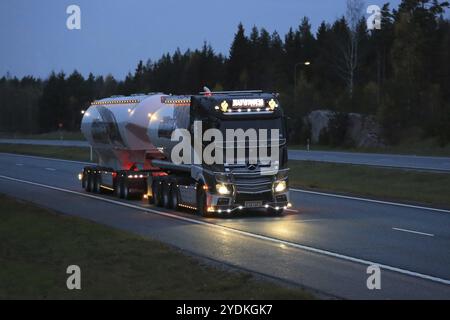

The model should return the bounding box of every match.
[233,174,273,194]
[235,191,273,203]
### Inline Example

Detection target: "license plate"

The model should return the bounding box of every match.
[245,201,263,208]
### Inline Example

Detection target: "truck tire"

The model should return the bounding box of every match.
[152,180,163,207]
[197,185,208,217]
[93,174,101,193]
[162,181,170,208]
[169,184,179,209]
[114,178,121,198]
[122,179,129,199]
[81,172,87,189]
[87,172,94,192]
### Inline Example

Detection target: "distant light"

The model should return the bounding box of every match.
[227,209,231,213]
[128,108,131,113]
[304,61,311,65]
[148,113,152,118]
[77,173,83,181]
[238,206,243,210]
[81,110,85,115]
[215,106,220,110]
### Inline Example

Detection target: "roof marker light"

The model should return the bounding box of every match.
[220,101,229,112]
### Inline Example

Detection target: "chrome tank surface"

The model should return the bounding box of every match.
[81,93,190,170]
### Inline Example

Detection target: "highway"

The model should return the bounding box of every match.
[2,139,450,172]
[0,152,450,299]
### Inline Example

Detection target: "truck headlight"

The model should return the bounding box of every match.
[216,183,231,195]
[274,180,287,193]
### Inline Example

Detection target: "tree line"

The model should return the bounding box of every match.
[1,0,449,146]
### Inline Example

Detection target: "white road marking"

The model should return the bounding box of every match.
[291,188,450,214]
[15,163,24,166]
[0,174,449,286]
[45,168,56,171]
[1,152,449,214]
[392,227,435,237]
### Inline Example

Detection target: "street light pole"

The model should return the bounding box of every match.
[293,61,311,110]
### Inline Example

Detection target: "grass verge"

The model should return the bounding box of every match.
[0,194,312,299]
[289,160,450,208]
[0,144,94,162]
[0,131,85,141]
[290,137,450,157]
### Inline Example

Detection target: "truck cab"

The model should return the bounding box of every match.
[150,90,290,216]
[192,91,289,215]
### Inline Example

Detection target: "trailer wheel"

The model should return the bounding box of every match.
[86,172,94,192]
[122,179,130,199]
[81,171,87,189]
[152,180,163,207]
[169,184,179,210]
[114,178,121,198]
[93,174,101,193]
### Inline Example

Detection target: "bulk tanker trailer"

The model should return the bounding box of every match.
[79,90,290,216]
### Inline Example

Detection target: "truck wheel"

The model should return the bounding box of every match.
[114,179,122,198]
[162,181,170,208]
[87,172,94,192]
[170,184,179,210]
[197,186,208,217]
[152,181,163,207]
[81,172,87,189]
[93,174,101,193]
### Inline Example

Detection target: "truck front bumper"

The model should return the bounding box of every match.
[206,190,291,214]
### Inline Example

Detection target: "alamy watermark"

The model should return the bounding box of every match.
[367,5,382,30]
[366,264,381,290]
[66,5,81,30]
[170,122,281,176]
[66,265,81,290]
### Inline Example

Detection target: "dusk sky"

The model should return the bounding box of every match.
[1,0,404,80]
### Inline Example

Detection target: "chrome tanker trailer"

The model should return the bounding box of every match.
[80,90,290,216]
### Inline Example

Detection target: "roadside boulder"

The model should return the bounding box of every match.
[305,110,384,148]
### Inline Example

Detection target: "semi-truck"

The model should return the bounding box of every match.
[79,90,290,216]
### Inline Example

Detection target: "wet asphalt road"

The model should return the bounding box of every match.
[0,152,449,299]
